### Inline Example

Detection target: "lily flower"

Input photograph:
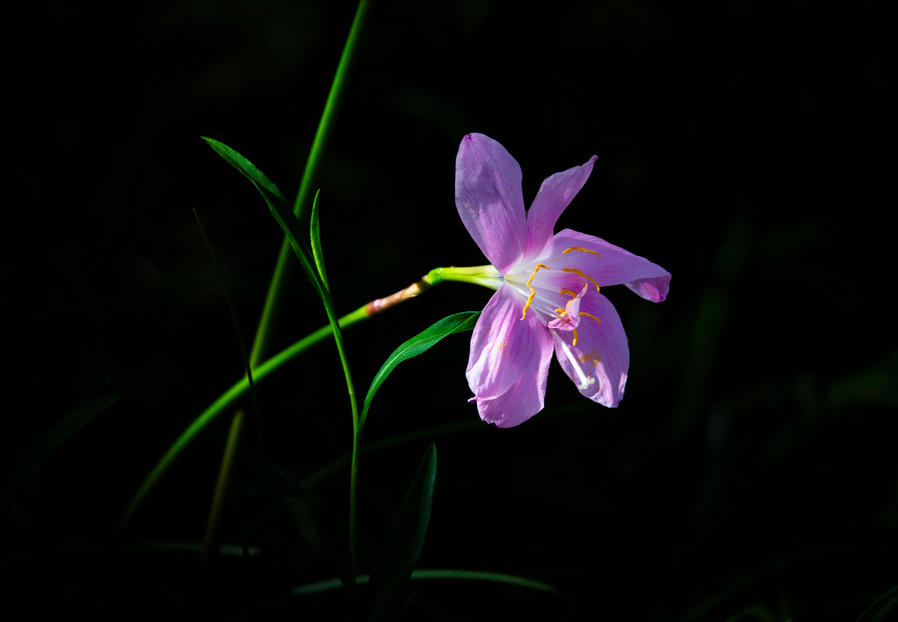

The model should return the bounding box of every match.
[448,133,670,427]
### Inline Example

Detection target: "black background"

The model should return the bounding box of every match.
[4,2,896,620]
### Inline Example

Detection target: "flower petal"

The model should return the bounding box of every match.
[551,229,671,302]
[525,156,598,261]
[455,134,527,273]
[466,285,554,426]
[466,285,551,398]
[552,291,629,407]
[472,370,549,428]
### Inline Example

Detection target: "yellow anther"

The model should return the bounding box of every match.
[559,288,576,298]
[561,246,602,258]
[520,264,550,320]
[526,263,550,286]
[579,312,601,324]
[572,328,579,346]
[520,288,536,320]
[562,268,600,292]
[554,308,566,315]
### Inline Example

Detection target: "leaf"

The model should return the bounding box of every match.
[361,311,479,426]
[201,137,325,301]
[291,0,370,226]
[1,394,120,506]
[201,136,288,203]
[117,139,328,537]
[367,442,437,622]
[308,190,344,354]
[309,188,329,290]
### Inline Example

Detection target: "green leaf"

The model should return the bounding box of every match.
[201,136,288,203]
[1,394,120,506]
[308,190,357,426]
[367,442,437,622]
[292,0,370,226]
[309,188,329,290]
[118,140,329,536]
[361,311,479,427]
[201,137,325,302]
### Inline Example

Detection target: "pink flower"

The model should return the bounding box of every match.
[454,133,670,427]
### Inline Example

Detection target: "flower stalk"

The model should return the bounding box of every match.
[116,274,437,539]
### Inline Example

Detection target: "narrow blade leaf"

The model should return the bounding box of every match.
[309,188,329,290]
[361,312,479,425]
[367,442,437,621]
[201,137,324,300]
[202,136,288,203]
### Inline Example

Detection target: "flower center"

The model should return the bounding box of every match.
[507,247,603,346]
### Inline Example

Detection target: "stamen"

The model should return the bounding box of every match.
[579,312,601,324]
[562,268,600,292]
[559,288,576,298]
[561,246,602,258]
[520,289,536,320]
[572,328,578,346]
[526,264,550,287]
[520,264,550,320]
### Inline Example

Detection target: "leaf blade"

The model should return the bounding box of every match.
[361,312,479,426]
[201,136,288,203]
[200,137,325,301]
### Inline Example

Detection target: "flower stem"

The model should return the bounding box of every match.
[115,274,440,537]
[198,0,371,579]
[427,264,503,290]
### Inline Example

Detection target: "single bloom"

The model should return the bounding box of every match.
[452,133,670,427]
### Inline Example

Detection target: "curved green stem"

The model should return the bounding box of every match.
[115,305,370,537]
[116,271,441,537]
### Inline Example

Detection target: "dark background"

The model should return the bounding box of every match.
[4,2,896,620]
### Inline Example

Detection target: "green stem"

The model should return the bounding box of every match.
[200,0,371,571]
[116,271,440,537]
[116,305,369,537]
[253,1,370,362]
[349,419,363,596]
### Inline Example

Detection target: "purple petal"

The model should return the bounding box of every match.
[455,134,527,273]
[551,229,671,302]
[552,291,629,407]
[472,371,549,428]
[525,156,598,261]
[466,285,554,426]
